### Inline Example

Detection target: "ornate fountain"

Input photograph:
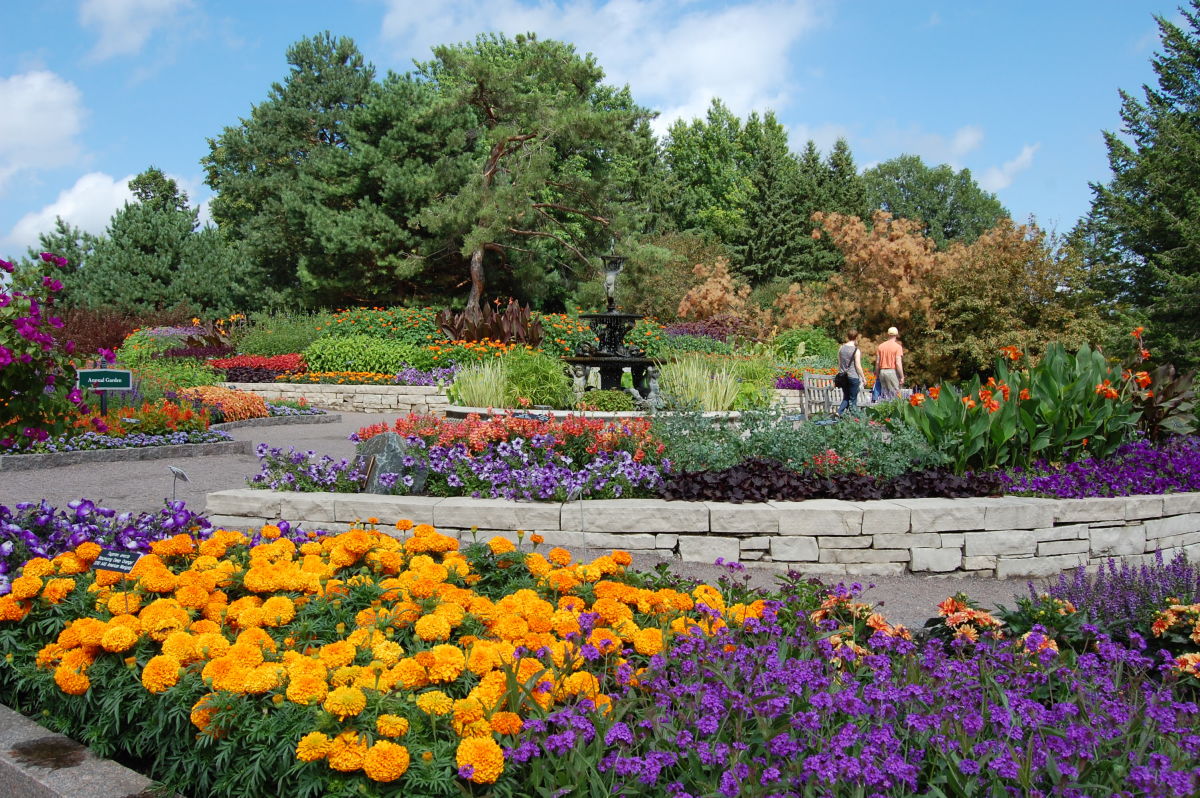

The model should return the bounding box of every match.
[562,254,659,404]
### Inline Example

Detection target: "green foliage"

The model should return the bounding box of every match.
[663,334,732,356]
[447,360,508,407]
[501,349,571,408]
[623,319,668,359]
[658,355,741,411]
[238,312,334,357]
[13,218,96,308]
[899,344,1141,473]
[115,329,176,367]
[131,360,223,401]
[203,33,378,306]
[576,389,635,412]
[81,168,267,315]
[532,313,598,360]
[1130,360,1197,441]
[301,335,428,373]
[863,154,1009,249]
[652,407,935,478]
[321,307,444,345]
[773,327,839,362]
[1085,2,1200,369]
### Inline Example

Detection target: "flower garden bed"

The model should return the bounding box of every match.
[1,500,1199,797]
[204,488,1200,578]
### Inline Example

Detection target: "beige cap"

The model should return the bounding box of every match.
[887,326,899,336]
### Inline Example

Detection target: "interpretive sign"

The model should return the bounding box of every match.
[77,369,133,391]
[92,549,141,573]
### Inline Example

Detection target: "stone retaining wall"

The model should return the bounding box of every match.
[226,383,804,417]
[225,383,450,415]
[204,489,1200,578]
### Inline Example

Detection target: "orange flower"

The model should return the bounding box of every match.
[1019,388,1031,401]
[909,393,925,406]
[928,385,941,400]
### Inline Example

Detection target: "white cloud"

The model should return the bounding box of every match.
[78,0,191,61]
[5,172,134,251]
[0,71,87,190]
[379,0,822,134]
[788,122,851,155]
[867,122,985,169]
[980,143,1040,191]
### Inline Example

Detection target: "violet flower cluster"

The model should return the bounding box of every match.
[1000,436,1200,498]
[394,366,458,386]
[1037,549,1200,637]
[265,403,326,417]
[4,429,232,454]
[249,443,368,492]
[0,499,212,595]
[774,374,804,390]
[509,585,1200,796]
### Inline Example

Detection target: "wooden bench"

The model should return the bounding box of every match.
[802,372,873,417]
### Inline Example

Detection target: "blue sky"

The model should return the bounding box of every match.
[0,0,1184,261]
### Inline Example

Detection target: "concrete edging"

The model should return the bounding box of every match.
[203,489,1200,579]
[0,702,158,798]
[210,412,340,431]
[0,440,253,472]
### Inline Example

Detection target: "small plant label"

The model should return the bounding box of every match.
[92,550,141,573]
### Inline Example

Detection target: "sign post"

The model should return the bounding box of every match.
[77,366,133,417]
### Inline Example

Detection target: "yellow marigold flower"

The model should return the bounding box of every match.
[295,731,332,762]
[633,627,664,656]
[377,714,410,738]
[488,536,516,556]
[326,731,368,772]
[10,575,42,600]
[141,654,182,693]
[363,740,410,783]
[455,736,505,784]
[415,689,453,716]
[489,711,523,736]
[323,686,367,720]
[414,614,451,642]
[41,578,76,604]
[371,640,403,667]
[319,640,356,669]
[100,625,139,653]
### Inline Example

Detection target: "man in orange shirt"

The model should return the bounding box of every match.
[875,326,904,401]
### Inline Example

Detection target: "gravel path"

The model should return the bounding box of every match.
[0,411,1035,628]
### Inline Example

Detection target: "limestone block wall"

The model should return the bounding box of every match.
[225,383,450,416]
[225,384,802,418]
[204,489,1200,578]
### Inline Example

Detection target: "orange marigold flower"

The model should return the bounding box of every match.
[456,736,505,784]
[74,542,102,562]
[633,627,664,656]
[414,614,452,642]
[54,665,90,695]
[100,625,139,653]
[41,577,75,604]
[488,536,516,556]
[364,740,411,783]
[530,534,544,545]
[10,575,42,600]
[21,558,55,578]
[377,714,410,738]
[489,711,523,736]
[141,654,182,693]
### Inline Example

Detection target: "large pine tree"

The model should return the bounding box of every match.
[1086,1,1200,367]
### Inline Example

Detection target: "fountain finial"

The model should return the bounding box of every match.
[600,253,625,313]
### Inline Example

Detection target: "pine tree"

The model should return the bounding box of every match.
[1086,1,1200,367]
[740,111,804,284]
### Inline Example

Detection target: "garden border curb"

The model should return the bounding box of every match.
[0,440,252,471]
[204,489,1200,578]
[0,702,162,798]
[210,412,340,431]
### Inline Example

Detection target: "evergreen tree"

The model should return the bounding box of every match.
[202,33,376,304]
[863,154,1008,249]
[14,217,98,305]
[414,33,651,309]
[84,168,262,314]
[1085,1,1200,367]
[740,111,804,284]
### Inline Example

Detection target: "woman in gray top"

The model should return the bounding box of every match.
[837,330,866,415]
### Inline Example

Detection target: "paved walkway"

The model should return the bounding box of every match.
[0,412,1035,628]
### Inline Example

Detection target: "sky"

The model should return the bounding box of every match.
[0,0,1186,261]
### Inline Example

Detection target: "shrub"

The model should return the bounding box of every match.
[237,311,333,356]
[0,253,104,449]
[302,335,427,374]
[662,314,750,342]
[448,360,509,407]
[576,390,635,412]
[662,334,733,356]
[178,386,269,422]
[730,355,777,410]
[532,313,599,360]
[319,306,443,345]
[502,349,571,408]
[774,327,840,361]
[622,319,667,359]
[129,359,224,401]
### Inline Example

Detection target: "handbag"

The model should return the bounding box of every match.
[833,370,850,390]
